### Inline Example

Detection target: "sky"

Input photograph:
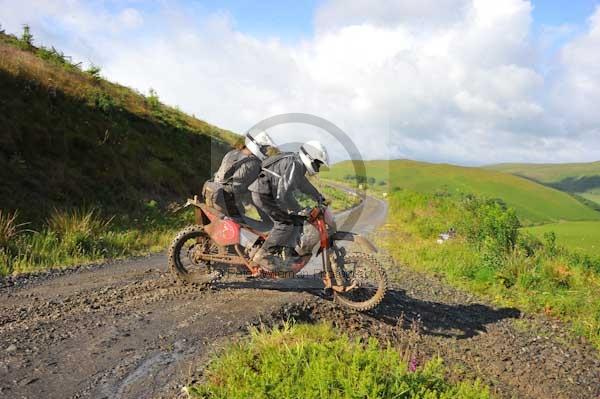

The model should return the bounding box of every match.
[1,0,599,165]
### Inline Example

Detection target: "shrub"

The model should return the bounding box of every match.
[86,64,102,81]
[20,24,33,48]
[460,196,520,251]
[89,90,117,114]
[147,88,160,110]
[36,46,68,66]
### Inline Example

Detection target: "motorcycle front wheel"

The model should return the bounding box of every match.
[333,252,388,311]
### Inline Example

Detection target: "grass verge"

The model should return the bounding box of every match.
[188,322,491,399]
[0,202,192,276]
[379,190,600,350]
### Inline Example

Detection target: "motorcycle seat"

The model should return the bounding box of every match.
[237,217,273,233]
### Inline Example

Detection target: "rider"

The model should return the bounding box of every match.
[207,131,275,223]
[249,140,329,270]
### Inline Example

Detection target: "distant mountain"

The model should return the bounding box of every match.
[323,159,600,225]
[0,32,239,221]
[485,162,600,207]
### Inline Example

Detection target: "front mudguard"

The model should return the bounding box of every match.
[331,231,378,253]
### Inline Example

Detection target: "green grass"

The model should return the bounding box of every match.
[188,322,491,399]
[379,190,600,350]
[322,160,600,225]
[523,221,600,257]
[0,203,193,276]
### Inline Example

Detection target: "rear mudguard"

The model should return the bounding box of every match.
[331,231,378,253]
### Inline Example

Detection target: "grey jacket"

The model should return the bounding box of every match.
[214,149,261,196]
[249,153,322,211]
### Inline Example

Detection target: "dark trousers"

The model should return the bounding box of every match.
[220,191,273,230]
[252,192,301,250]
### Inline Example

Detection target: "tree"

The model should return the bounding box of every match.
[21,24,33,47]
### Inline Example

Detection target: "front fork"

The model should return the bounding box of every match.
[321,243,357,293]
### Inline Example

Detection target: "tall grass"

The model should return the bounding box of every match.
[0,210,27,249]
[0,204,191,276]
[188,322,491,399]
[381,190,600,349]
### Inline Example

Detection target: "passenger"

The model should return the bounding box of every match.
[204,131,275,225]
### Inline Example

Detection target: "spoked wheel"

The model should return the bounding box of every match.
[167,225,223,284]
[333,252,388,311]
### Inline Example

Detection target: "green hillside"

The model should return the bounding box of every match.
[0,30,238,222]
[486,162,600,206]
[323,159,600,225]
[486,161,600,183]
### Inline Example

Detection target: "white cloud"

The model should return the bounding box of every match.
[0,0,599,164]
[551,7,600,128]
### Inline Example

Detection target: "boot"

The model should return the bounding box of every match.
[252,248,284,272]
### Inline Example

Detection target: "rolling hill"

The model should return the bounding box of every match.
[0,31,238,221]
[323,159,600,225]
[485,161,600,206]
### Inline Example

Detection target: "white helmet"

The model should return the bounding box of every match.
[245,131,275,160]
[299,140,329,175]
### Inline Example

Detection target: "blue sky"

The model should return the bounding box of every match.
[531,0,598,26]
[155,0,600,41]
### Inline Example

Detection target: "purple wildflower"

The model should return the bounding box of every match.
[408,356,419,373]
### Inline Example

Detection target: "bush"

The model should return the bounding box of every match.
[20,24,33,48]
[36,46,69,66]
[89,90,117,114]
[460,196,520,251]
[147,88,160,110]
[86,64,102,81]
[189,322,490,399]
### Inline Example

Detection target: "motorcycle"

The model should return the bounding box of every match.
[167,196,388,311]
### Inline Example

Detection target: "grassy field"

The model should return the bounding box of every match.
[486,162,600,206]
[322,160,600,225]
[188,322,491,398]
[523,221,600,257]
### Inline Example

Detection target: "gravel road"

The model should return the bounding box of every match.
[1,195,599,399]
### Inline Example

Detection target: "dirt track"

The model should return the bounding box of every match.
[1,196,599,399]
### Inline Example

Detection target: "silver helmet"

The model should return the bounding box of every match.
[245,131,275,160]
[299,140,329,175]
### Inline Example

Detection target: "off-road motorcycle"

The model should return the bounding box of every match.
[167,196,388,311]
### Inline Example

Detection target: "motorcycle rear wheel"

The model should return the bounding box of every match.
[333,253,388,311]
[168,225,222,284]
